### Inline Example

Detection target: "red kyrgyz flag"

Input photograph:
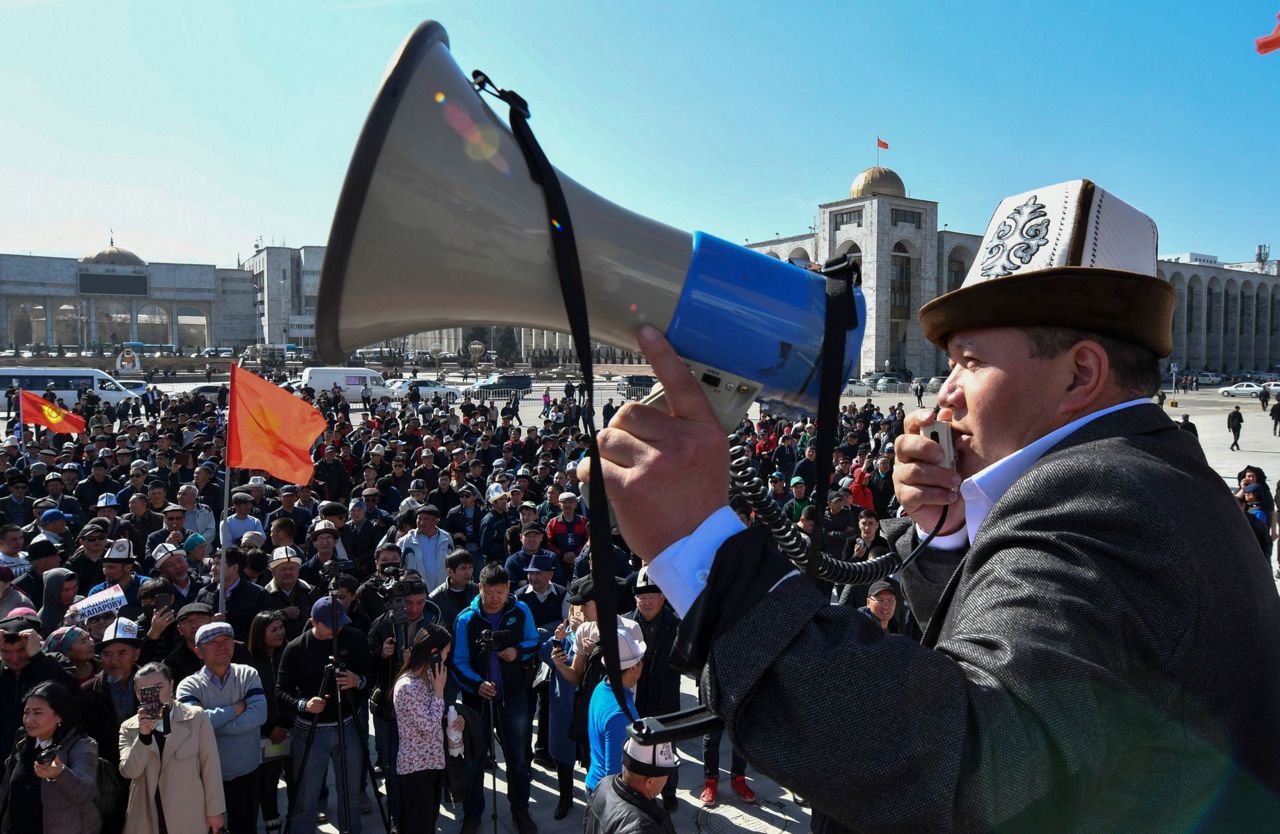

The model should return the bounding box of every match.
[876,137,890,149]
[227,364,327,484]
[19,390,85,434]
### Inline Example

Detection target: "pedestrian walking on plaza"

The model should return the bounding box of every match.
[1229,405,1244,451]
[1262,388,1271,412]
[1270,402,1280,436]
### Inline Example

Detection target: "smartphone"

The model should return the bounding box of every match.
[923,420,956,471]
[153,593,173,611]
[34,743,60,766]
[176,452,191,467]
[139,684,162,720]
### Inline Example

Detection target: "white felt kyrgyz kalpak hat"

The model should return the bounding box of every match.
[920,179,1174,356]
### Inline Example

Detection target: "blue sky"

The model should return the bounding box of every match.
[1,0,1277,267]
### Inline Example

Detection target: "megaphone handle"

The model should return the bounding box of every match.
[637,358,761,433]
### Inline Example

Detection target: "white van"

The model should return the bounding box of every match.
[0,367,135,406]
[299,367,392,401]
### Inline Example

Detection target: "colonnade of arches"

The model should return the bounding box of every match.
[7,299,210,350]
[1168,272,1279,373]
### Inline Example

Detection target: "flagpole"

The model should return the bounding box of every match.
[220,457,231,615]
[220,369,235,616]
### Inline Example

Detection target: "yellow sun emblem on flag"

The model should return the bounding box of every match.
[40,404,64,424]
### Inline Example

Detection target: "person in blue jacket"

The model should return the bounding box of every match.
[450,563,541,834]
[585,617,646,794]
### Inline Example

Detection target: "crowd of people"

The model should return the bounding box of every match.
[2,360,1263,833]
[0,375,927,834]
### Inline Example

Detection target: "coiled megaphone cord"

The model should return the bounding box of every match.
[728,432,949,584]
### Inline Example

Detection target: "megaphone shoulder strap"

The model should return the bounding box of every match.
[476,70,631,721]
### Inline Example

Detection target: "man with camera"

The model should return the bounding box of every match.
[366,574,440,828]
[277,595,375,834]
[451,563,541,834]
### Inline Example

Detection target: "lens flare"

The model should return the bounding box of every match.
[434,91,446,104]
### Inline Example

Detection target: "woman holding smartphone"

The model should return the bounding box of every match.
[118,662,224,834]
[0,681,101,833]
[392,624,461,834]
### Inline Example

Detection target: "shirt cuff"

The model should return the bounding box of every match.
[914,523,968,551]
[645,506,745,618]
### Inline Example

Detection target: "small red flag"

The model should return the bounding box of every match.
[227,364,328,484]
[19,390,85,434]
[877,137,890,150]
[1258,14,1280,54]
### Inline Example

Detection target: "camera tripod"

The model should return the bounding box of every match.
[283,588,390,834]
[476,629,507,834]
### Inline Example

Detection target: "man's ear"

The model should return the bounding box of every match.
[1059,339,1110,416]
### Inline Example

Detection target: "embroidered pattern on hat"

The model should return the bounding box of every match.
[980,195,1051,279]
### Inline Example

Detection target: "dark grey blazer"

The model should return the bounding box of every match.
[681,404,1280,832]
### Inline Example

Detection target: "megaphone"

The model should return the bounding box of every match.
[316,21,864,428]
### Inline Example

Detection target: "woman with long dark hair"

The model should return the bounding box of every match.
[248,610,291,834]
[392,624,459,834]
[0,681,101,833]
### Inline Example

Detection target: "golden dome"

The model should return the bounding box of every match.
[79,244,147,267]
[850,166,905,199]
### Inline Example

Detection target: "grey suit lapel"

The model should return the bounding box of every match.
[921,402,1171,647]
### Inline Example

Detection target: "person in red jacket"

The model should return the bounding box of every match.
[543,492,588,579]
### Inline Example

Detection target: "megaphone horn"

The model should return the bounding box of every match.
[316,20,864,427]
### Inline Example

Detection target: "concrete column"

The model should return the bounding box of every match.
[170,302,179,348]
[43,297,54,346]
[129,300,139,342]
[88,298,97,345]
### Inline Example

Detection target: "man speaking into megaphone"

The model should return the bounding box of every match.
[591,182,1280,831]
[316,22,1280,830]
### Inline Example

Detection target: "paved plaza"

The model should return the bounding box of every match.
[142,377,1279,834]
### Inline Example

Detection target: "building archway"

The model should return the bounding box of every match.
[764,251,780,259]
[1206,276,1222,371]
[1240,281,1255,370]
[1169,273,1186,367]
[1224,279,1240,371]
[9,303,38,348]
[1186,275,1204,369]
[787,247,812,263]
[52,303,81,348]
[834,240,862,262]
[177,306,209,351]
[945,245,973,294]
[136,304,170,345]
[95,302,131,348]
[1256,284,1271,370]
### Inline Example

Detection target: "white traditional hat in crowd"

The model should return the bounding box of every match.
[617,616,646,670]
[919,179,1174,356]
[622,737,679,778]
[151,543,186,570]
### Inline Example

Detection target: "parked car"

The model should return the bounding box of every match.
[1219,382,1262,398]
[924,375,949,393]
[388,378,461,403]
[876,375,908,392]
[119,380,148,394]
[843,380,873,397]
[1198,372,1224,386]
[464,373,534,397]
[615,374,657,399]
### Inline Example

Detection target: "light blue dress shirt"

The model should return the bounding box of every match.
[646,398,1151,618]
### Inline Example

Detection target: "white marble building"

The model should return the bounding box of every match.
[748,168,1280,377]
[0,243,258,351]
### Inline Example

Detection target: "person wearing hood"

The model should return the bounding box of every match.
[44,625,98,685]
[38,567,79,637]
[0,567,33,620]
